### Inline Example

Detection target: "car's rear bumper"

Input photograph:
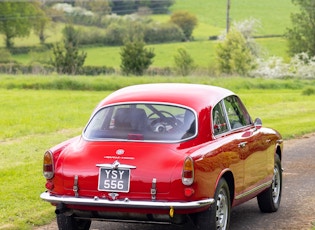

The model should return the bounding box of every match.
[40,191,214,211]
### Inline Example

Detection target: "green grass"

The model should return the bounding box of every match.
[13,37,289,68]
[11,40,217,68]
[256,37,289,59]
[170,0,297,36]
[1,76,315,229]
[239,89,315,139]
[6,0,296,67]
[0,89,108,229]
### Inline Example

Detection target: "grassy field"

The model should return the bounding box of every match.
[1,76,315,229]
[170,0,296,37]
[13,37,289,68]
[4,0,295,67]
[0,0,296,47]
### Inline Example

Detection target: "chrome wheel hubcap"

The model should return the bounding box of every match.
[216,189,228,230]
[272,166,281,204]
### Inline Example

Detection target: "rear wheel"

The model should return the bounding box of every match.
[56,214,91,230]
[194,178,231,230]
[257,154,282,212]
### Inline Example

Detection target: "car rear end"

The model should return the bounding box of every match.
[41,102,214,225]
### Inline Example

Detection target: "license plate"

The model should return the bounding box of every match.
[98,168,130,192]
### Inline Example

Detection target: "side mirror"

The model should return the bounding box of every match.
[254,118,262,130]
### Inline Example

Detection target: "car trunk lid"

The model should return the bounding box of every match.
[60,140,184,199]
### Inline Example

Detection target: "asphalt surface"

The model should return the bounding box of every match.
[36,133,315,230]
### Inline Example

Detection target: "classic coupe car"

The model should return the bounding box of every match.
[41,83,283,230]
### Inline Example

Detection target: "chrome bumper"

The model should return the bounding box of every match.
[40,192,214,210]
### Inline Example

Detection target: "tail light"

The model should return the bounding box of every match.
[182,157,194,186]
[43,151,54,179]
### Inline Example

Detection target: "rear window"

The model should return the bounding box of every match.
[83,103,197,142]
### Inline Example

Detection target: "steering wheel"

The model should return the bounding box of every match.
[148,110,181,132]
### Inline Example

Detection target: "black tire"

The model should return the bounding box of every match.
[257,154,282,213]
[56,214,91,230]
[194,178,231,230]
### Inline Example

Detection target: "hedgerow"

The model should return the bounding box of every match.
[0,63,114,76]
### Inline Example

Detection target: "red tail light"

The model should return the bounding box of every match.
[182,157,194,186]
[43,151,54,179]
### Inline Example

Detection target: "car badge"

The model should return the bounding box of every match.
[116,149,125,155]
[108,192,119,200]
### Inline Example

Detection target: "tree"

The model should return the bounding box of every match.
[120,39,155,76]
[147,0,174,14]
[76,0,111,24]
[170,11,198,41]
[32,1,51,44]
[173,48,195,76]
[216,28,254,76]
[110,0,174,15]
[51,25,87,75]
[286,0,315,56]
[0,1,41,48]
[233,18,261,57]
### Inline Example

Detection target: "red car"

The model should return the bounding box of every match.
[41,83,283,230]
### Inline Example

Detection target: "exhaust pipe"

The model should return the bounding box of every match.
[55,203,73,216]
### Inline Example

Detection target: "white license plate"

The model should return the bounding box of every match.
[98,168,130,192]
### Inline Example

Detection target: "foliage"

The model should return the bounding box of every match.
[75,0,111,15]
[216,28,255,76]
[32,1,51,44]
[287,52,315,78]
[0,63,54,74]
[77,28,106,46]
[232,18,262,57]
[170,11,198,40]
[79,65,115,76]
[110,0,174,15]
[0,1,45,48]
[144,22,184,43]
[105,22,128,46]
[0,63,114,76]
[173,48,196,76]
[250,56,289,78]
[120,40,155,75]
[250,52,315,79]
[0,49,12,63]
[76,19,184,46]
[302,87,315,95]
[51,25,87,75]
[286,0,315,56]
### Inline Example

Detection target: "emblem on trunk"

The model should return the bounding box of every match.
[116,149,125,155]
[108,192,119,200]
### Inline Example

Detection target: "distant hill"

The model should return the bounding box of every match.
[170,0,297,37]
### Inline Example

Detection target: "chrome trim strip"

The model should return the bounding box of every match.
[235,181,272,200]
[40,192,214,210]
[96,163,137,170]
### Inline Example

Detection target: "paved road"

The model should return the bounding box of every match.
[36,133,315,230]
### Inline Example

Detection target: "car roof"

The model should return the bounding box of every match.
[97,83,235,111]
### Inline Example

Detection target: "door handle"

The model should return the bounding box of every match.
[238,142,247,148]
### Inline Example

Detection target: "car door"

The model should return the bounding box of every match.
[212,100,246,195]
[223,96,268,193]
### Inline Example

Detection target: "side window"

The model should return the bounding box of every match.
[212,102,228,135]
[224,96,251,129]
